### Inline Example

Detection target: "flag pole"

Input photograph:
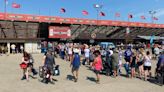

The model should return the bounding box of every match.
[149,11,156,24]
[114,14,116,21]
[38,9,40,15]
[128,16,130,22]
[11,2,14,14]
[126,14,130,48]
[4,0,7,37]
[96,8,99,26]
[4,0,7,20]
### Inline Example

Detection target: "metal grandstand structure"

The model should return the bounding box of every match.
[0,12,164,42]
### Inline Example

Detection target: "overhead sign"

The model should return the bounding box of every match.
[49,26,71,38]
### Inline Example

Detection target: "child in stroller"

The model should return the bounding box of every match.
[100,51,112,76]
[39,66,52,84]
[100,49,114,76]
[39,65,60,84]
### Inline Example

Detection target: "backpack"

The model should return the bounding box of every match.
[53,65,60,76]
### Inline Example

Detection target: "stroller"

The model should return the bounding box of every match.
[39,65,60,84]
[39,66,52,84]
[155,65,164,86]
[100,55,112,76]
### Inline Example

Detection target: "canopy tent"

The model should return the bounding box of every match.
[137,35,164,40]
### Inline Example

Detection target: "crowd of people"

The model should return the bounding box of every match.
[0,45,8,55]
[19,42,164,85]
[0,44,24,55]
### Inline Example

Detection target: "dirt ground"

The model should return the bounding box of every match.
[0,54,163,92]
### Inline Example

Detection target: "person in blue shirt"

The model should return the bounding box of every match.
[157,51,164,71]
[156,51,164,85]
[70,47,81,82]
[124,46,132,77]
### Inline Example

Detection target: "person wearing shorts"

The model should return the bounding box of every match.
[124,47,132,77]
[143,51,152,81]
[71,47,81,82]
[130,52,137,78]
[144,66,151,71]
[92,50,102,84]
[137,48,145,78]
[110,49,119,77]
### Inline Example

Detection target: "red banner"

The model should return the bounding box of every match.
[49,26,71,38]
[0,12,164,28]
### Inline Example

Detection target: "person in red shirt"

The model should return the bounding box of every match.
[92,50,103,84]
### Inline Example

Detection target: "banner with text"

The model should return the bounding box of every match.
[49,26,71,38]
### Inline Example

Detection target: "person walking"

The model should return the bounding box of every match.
[156,51,164,85]
[68,45,73,61]
[42,50,56,84]
[20,45,24,53]
[124,46,132,77]
[20,51,30,81]
[92,50,103,84]
[11,44,16,54]
[154,45,160,59]
[70,46,81,82]
[110,49,119,78]
[137,48,145,79]
[130,51,137,78]
[143,51,152,81]
[84,45,90,65]
[118,48,123,75]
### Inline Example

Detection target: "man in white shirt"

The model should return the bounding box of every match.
[20,45,24,53]
[154,46,160,59]
[84,45,90,65]
[11,44,16,54]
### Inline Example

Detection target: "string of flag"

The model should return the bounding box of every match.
[59,8,158,20]
[4,0,159,21]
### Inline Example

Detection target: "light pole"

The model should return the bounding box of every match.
[93,4,103,26]
[149,11,156,23]
[3,0,7,38]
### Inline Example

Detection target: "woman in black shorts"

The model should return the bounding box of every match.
[130,52,137,78]
[143,51,152,81]
[137,48,145,78]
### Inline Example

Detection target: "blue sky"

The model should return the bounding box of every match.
[0,0,164,24]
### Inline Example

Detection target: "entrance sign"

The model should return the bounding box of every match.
[49,26,71,38]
